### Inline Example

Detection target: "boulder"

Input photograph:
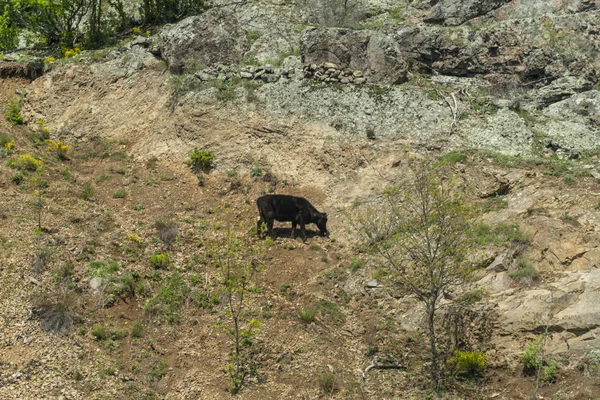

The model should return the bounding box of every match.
[301,28,407,85]
[158,9,249,73]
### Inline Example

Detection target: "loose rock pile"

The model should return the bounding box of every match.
[303,62,367,84]
[190,60,368,85]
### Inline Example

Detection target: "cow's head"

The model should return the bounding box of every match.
[316,213,329,237]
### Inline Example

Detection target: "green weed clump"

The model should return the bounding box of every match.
[187,147,215,173]
[6,98,23,124]
[450,350,487,378]
[440,150,467,164]
[149,253,170,269]
[509,257,539,284]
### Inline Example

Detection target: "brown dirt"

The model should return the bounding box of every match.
[2,61,600,400]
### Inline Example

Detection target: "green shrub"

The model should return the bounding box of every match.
[149,253,170,269]
[6,97,23,124]
[299,308,317,323]
[187,147,215,173]
[450,350,487,378]
[131,321,144,338]
[91,324,109,340]
[510,257,539,283]
[349,258,363,272]
[483,196,508,213]
[81,183,94,200]
[520,337,543,373]
[112,188,127,198]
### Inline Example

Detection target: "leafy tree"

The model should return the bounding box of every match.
[0,2,21,50]
[209,218,265,393]
[24,0,91,47]
[352,158,478,392]
[140,0,205,25]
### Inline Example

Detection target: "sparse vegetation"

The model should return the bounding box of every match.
[81,182,94,200]
[31,289,80,334]
[155,219,178,245]
[509,257,539,284]
[112,188,127,198]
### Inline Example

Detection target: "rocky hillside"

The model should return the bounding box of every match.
[1,0,600,399]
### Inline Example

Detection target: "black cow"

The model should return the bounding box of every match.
[256,194,329,242]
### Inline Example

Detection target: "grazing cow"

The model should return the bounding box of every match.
[256,194,329,242]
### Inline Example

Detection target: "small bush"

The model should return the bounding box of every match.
[149,253,170,269]
[81,183,94,200]
[510,257,539,284]
[6,98,23,124]
[45,140,70,160]
[450,350,487,378]
[91,324,109,340]
[112,188,127,198]
[318,372,338,395]
[187,147,215,173]
[155,219,178,245]
[520,337,543,374]
[349,258,363,273]
[31,289,80,334]
[133,203,145,211]
[10,172,24,185]
[11,153,42,171]
[131,321,144,338]
[299,308,317,323]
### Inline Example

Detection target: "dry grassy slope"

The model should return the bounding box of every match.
[1,58,600,400]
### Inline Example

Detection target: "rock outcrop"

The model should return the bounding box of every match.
[158,8,250,73]
[301,28,408,85]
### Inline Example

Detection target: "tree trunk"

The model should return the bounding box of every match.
[427,301,440,392]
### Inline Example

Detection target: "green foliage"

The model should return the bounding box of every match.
[80,182,94,200]
[0,3,20,51]
[460,289,484,305]
[215,79,238,101]
[470,222,530,246]
[210,222,266,394]
[450,350,487,378]
[299,307,317,323]
[6,97,22,124]
[520,336,543,372]
[509,257,539,283]
[149,253,170,269]
[88,259,120,277]
[349,257,363,273]
[112,188,127,198]
[439,150,467,164]
[144,273,190,324]
[148,359,169,382]
[187,147,214,173]
[131,321,144,338]
[141,0,205,25]
[483,196,508,213]
[353,158,479,392]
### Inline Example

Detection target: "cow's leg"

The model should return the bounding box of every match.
[291,220,297,239]
[267,218,275,239]
[297,215,307,243]
[257,217,265,238]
